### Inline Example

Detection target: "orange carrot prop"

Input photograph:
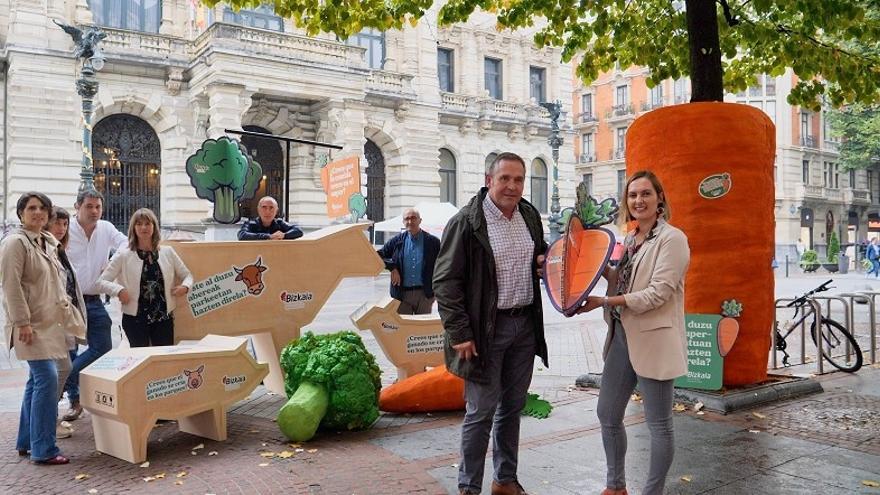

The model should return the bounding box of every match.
[627,103,775,386]
[379,365,465,413]
[544,183,618,316]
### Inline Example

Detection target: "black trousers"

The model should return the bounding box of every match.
[121,314,174,347]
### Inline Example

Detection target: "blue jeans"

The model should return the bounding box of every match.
[869,259,880,277]
[64,300,113,403]
[17,359,61,461]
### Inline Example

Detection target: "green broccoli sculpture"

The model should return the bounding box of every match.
[185,137,262,224]
[278,331,381,442]
[348,192,367,223]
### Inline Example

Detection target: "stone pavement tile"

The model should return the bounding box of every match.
[702,469,864,495]
[769,452,880,492]
[0,411,447,495]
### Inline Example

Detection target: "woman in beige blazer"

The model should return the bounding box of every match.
[576,171,690,495]
[95,208,192,347]
[1,192,76,465]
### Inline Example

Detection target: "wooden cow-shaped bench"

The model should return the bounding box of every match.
[350,296,444,380]
[169,223,383,393]
[80,334,268,463]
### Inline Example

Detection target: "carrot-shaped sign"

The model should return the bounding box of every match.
[544,182,619,316]
[718,299,742,357]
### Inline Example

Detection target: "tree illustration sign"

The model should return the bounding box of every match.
[186,137,263,224]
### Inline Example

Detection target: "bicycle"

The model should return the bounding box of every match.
[774,279,863,372]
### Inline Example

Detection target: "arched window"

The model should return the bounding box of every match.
[238,126,285,221]
[439,149,457,205]
[92,114,161,230]
[531,158,548,213]
[484,152,498,187]
[89,0,161,33]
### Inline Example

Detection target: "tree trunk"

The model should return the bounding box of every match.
[685,0,724,102]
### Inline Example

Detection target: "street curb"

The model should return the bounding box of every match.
[575,373,824,414]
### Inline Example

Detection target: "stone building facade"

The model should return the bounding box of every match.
[0,1,576,234]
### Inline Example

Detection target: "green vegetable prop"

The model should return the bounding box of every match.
[185,137,262,224]
[521,393,552,419]
[278,331,381,441]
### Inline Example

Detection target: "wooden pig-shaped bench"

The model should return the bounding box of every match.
[168,223,384,394]
[350,296,444,380]
[80,335,268,463]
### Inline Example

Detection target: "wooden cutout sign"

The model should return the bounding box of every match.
[168,223,384,393]
[80,335,268,463]
[350,297,444,380]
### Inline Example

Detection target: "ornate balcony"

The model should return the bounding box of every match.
[579,153,596,164]
[845,188,871,206]
[800,136,817,148]
[365,70,416,100]
[101,27,189,65]
[192,22,365,68]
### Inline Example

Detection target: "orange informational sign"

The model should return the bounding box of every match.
[320,156,361,219]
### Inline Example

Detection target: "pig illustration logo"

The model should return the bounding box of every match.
[233,257,268,296]
[183,365,205,390]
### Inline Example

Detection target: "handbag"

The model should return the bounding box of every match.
[62,299,87,340]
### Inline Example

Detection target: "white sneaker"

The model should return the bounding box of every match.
[56,421,73,439]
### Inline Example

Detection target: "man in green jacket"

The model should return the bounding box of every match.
[433,152,548,495]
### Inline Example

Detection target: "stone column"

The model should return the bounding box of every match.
[159,0,175,35]
[205,84,253,139]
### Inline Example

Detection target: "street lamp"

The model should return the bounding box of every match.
[55,20,107,193]
[541,100,565,241]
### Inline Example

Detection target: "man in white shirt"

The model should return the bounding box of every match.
[61,190,127,421]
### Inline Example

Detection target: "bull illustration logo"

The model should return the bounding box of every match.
[183,365,205,390]
[233,257,268,296]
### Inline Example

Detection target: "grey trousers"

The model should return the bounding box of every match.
[458,312,535,492]
[397,288,434,315]
[597,320,675,495]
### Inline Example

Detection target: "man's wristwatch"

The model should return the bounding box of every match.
[602,296,609,309]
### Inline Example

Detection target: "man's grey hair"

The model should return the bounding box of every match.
[488,152,527,176]
[403,208,421,219]
[258,196,278,208]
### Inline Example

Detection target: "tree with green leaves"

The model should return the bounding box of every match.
[186,137,263,224]
[213,0,880,109]
[828,104,880,170]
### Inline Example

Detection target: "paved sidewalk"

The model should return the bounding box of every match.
[0,273,878,494]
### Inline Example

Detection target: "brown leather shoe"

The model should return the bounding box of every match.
[459,490,479,495]
[600,488,628,495]
[491,480,528,495]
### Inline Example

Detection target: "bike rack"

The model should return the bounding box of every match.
[850,290,880,364]
[773,297,825,374]
[813,295,855,367]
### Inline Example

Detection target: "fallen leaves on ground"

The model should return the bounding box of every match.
[74,474,91,481]
[862,480,880,488]
[630,393,643,403]
[88,490,98,494]
[680,475,692,483]
[192,443,205,451]
[287,443,301,449]
[174,481,184,486]
[307,449,318,453]
[277,451,294,459]
[752,412,767,419]
[176,471,187,478]
[260,452,276,458]
[258,463,270,467]
[672,403,687,412]
[139,461,150,468]
[208,451,218,456]
[693,401,704,412]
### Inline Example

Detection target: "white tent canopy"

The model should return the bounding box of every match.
[373,201,460,237]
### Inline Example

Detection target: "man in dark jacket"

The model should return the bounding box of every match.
[376,208,441,314]
[434,152,548,495]
[237,196,303,241]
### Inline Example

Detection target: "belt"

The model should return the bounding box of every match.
[83,294,102,303]
[402,286,423,291]
[497,305,531,317]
